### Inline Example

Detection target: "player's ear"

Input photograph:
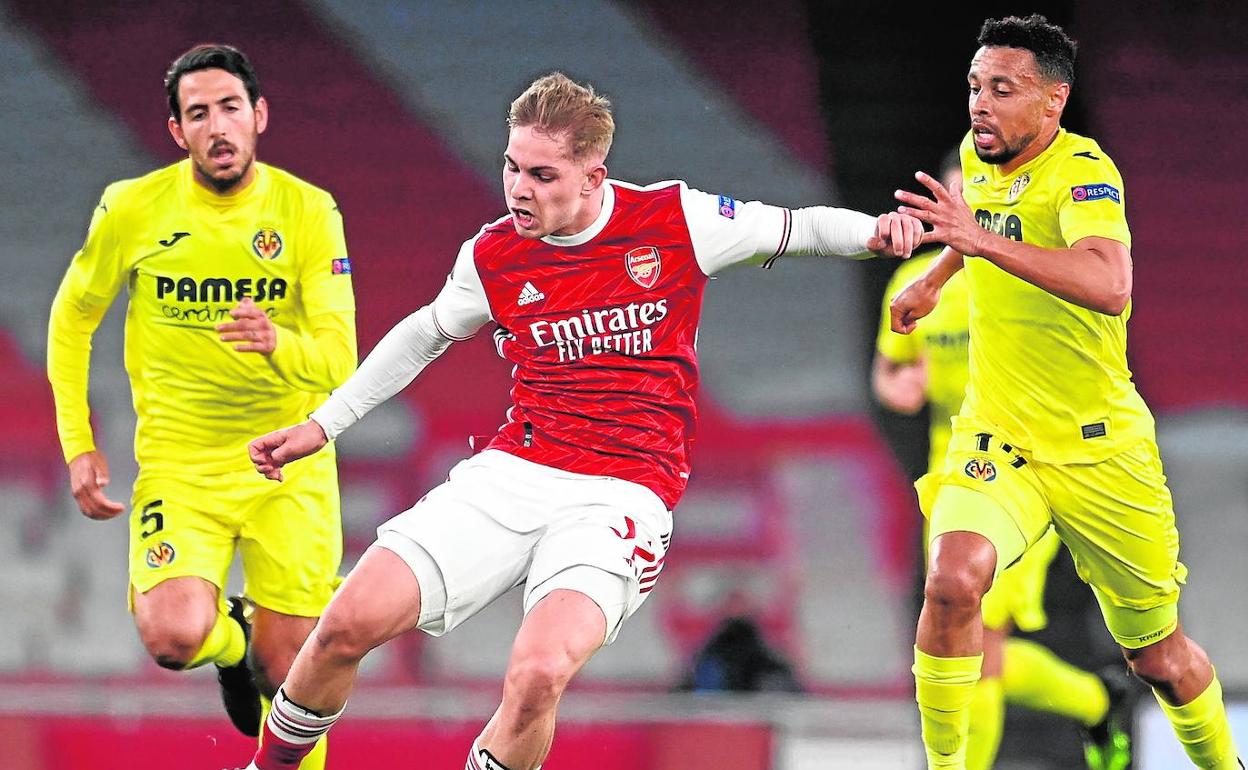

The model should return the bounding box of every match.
[583,161,607,196]
[1047,82,1070,117]
[167,116,189,151]
[253,96,269,135]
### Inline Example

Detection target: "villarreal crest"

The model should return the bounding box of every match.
[625,246,661,289]
[252,227,284,260]
[145,541,177,568]
[964,458,997,482]
[1007,172,1031,202]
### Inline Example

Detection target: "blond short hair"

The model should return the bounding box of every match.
[508,72,614,162]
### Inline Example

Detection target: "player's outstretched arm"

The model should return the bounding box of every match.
[783,207,925,262]
[680,186,925,274]
[67,450,125,520]
[304,304,458,442]
[248,420,328,482]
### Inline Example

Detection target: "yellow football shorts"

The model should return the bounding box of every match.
[980,527,1061,633]
[917,418,1186,649]
[128,447,342,617]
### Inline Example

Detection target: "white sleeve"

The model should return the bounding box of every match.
[310,305,452,439]
[682,185,789,275]
[430,237,492,340]
[682,185,878,274]
[784,206,878,262]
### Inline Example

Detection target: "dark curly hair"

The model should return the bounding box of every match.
[978,14,1077,86]
[164,44,261,121]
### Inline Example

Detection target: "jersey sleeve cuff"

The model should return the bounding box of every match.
[309,398,358,441]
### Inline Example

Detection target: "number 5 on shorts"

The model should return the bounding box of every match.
[140,499,165,538]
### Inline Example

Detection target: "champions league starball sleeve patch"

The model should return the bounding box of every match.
[1070,183,1121,204]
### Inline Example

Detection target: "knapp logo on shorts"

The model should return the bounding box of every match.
[145,542,177,568]
[964,458,997,482]
[625,246,662,289]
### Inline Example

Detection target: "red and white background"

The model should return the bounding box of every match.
[0,2,1244,768]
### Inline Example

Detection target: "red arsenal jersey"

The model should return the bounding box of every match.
[431,180,792,509]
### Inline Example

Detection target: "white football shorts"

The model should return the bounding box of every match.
[374,449,672,645]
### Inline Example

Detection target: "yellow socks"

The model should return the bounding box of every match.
[1156,674,1241,769]
[1001,637,1108,726]
[914,646,983,768]
[185,608,246,669]
[965,676,1004,770]
[261,693,329,770]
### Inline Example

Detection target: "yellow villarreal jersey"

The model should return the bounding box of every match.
[58,160,355,474]
[958,128,1153,463]
[877,250,970,472]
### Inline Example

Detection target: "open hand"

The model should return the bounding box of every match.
[894,172,985,257]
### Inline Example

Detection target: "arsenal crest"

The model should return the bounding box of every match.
[625,246,661,289]
[253,227,284,260]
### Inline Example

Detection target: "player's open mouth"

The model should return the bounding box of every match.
[512,207,536,229]
[210,143,237,166]
[972,123,997,148]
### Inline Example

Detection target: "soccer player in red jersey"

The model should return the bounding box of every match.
[240,73,922,770]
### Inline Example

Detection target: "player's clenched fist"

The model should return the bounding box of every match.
[890,275,942,335]
[248,419,329,481]
[867,211,925,259]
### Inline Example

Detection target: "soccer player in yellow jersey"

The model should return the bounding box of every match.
[878,154,1133,770]
[46,45,355,769]
[892,15,1242,770]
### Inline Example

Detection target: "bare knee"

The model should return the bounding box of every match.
[924,560,993,613]
[132,578,219,670]
[924,532,996,614]
[308,605,382,665]
[137,618,214,670]
[503,649,576,711]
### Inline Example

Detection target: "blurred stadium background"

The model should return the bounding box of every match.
[0,1,1244,768]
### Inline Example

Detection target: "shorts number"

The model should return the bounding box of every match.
[140,499,165,538]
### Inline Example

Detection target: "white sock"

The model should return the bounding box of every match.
[266,686,344,748]
[465,739,486,770]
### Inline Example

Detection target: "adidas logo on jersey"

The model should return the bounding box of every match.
[517,281,546,306]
